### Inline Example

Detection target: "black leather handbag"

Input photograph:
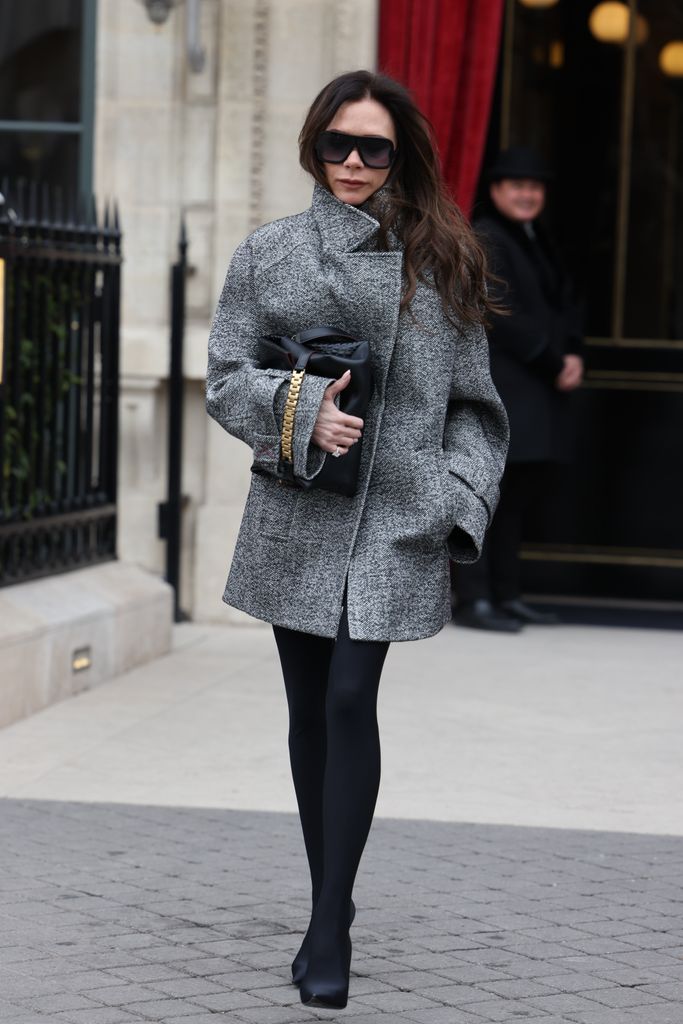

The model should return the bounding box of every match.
[255,326,374,496]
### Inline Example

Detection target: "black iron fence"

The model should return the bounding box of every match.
[158,219,188,622]
[0,179,122,586]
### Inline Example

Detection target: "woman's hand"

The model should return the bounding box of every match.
[312,370,364,455]
[555,354,584,392]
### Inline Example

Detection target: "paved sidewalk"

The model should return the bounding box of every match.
[1,620,681,834]
[1,799,683,1024]
[1,618,682,1023]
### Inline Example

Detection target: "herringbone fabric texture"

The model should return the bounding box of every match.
[206,184,509,641]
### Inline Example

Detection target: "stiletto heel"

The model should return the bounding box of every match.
[299,929,352,1009]
[292,899,355,987]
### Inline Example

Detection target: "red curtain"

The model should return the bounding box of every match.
[378,0,505,218]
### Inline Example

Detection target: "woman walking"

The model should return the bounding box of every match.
[206,70,509,1010]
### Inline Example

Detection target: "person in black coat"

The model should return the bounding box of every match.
[453,147,584,631]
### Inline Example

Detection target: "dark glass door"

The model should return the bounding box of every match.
[487,0,683,604]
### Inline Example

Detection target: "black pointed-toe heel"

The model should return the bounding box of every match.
[299,930,352,1009]
[292,899,355,987]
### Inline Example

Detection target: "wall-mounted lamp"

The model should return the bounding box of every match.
[588,2,648,46]
[518,0,560,8]
[140,0,205,73]
[143,0,174,24]
[659,41,683,78]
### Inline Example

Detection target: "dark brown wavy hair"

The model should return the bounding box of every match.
[299,70,494,329]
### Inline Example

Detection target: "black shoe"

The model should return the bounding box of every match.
[452,599,522,633]
[299,927,352,1009]
[292,899,355,987]
[498,599,559,625]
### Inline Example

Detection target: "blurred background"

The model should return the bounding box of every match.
[0,0,681,726]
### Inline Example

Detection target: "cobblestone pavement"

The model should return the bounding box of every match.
[1,799,682,1024]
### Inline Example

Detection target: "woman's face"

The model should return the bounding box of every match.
[321,98,397,207]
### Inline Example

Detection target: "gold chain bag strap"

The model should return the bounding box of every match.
[280,368,306,466]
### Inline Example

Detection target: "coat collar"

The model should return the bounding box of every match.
[310,181,388,253]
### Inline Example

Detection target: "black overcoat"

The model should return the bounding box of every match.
[475,208,583,463]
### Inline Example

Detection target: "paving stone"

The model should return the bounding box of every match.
[191,989,272,1012]
[478,978,561,1000]
[620,1005,681,1023]
[424,965,512,985]
[86,983,162,1006]
[125,998,209,1017]
[155,1017,237,1024]
[582,985,668,1008]
[524,992,609,1015]
[199,968,285,990]
[411,983,490,1006]
[355,989,440,1011]
[570,1011,661,1024]
[53,1011,142,1024]
[170,955,248,976]
[454,996,543,1020]
[234,1009,325,1024]
[402,1009,491,1024]
[156,1015,246,1024]
[632,980,683,1000]
[535,971,625,993]
[19,993,100,1013]
[145,975,231,998]
[105,964,185,984]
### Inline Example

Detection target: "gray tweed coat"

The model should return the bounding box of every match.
[206,183,509,641]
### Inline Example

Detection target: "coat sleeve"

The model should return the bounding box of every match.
[441,322,510,563]
[206,237,335,480]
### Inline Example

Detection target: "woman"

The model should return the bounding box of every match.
[206,71,509,1010]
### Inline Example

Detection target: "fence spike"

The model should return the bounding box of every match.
[65,189,76,227]
[0,176,9,223]
[54,185,64,227]
[103,198,111,231]
[76,191,87,229]
[40,182,51,227]
[16,178,26,221]
[28,180,38,224]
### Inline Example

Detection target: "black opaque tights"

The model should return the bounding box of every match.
[272,584,390,931]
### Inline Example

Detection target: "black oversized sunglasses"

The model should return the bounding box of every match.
[315,130,397,169]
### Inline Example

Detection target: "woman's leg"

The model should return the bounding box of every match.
[272,623,334,905]
[301,597,390,1005]
[317,599,389,922]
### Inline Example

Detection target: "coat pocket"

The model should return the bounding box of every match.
[250,471,301,540]
[392,449,452,552]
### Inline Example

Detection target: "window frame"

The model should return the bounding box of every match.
[0,0,97,198]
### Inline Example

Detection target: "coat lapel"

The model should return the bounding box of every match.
[310,184,403,400]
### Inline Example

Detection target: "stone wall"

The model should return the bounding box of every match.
[94,0,378,621]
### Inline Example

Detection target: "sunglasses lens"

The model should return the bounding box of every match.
[358,138,394,168]
[316,132,395,168]
[316,132,352,164]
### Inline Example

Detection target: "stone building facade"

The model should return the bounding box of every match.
[95,0,378,621]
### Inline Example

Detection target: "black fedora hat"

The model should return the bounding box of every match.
[486,146,553,183]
